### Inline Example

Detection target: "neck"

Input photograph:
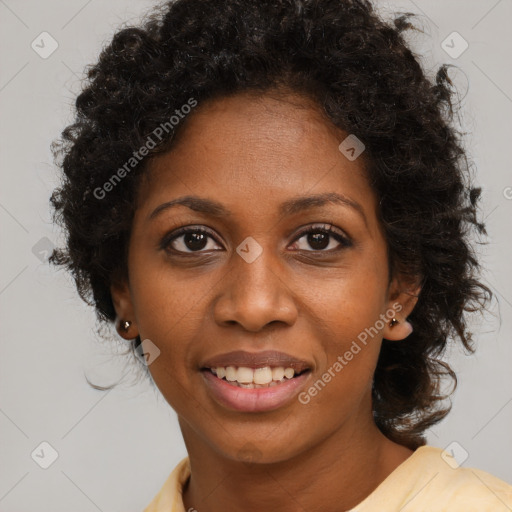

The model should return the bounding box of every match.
[179,410,414,512]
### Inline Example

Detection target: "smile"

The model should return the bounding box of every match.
[201,366,312,412]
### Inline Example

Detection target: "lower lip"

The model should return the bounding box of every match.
[201,370,311,413]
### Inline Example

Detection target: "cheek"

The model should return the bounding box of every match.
[129,243,203,335]
[308,258,387,341]
[300,280,385,413]
[127,254,204,391]
[302,259,386,393]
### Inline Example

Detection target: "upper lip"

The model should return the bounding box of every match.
[201,350,312,373]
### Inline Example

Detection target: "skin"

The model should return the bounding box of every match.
[111,90,421,511]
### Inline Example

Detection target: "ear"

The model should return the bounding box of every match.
[382,274,422,341]
[110,275,138,340]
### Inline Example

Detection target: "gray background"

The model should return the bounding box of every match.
[1,0,511,510]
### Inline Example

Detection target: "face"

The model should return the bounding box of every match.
[111,90,418,464]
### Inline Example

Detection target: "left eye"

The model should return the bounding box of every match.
[290,224,351,252]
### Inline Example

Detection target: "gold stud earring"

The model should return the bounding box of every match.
[121,320,132,332]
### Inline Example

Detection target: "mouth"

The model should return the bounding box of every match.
[199,350,313,412]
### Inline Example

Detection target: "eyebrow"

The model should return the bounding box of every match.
[148,192,367,226]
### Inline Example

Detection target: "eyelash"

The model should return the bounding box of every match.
[160,224,352,255]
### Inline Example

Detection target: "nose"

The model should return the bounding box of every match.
[213,247,298,332]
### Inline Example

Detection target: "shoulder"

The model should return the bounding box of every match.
[143,456,191,512]
[351,446,512,512]
[422,447,512,510]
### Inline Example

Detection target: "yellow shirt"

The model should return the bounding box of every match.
[143,445,512,511]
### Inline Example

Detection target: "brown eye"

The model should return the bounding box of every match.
[290,224,352,252]
[162,227,222,254]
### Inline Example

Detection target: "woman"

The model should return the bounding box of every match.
[49,0,512,510]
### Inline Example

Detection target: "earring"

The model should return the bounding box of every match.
[389,318,399,328]
[121,320,132,332]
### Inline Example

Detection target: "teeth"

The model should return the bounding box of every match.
[284,368,294,379]
[236,367,254,384]
[210,365,301,385]
[272,367,285,381]
[253,367,272,385]
[225,366,237,382]
[237,381,280,389]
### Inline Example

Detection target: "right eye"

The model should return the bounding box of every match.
[161,226,223,254]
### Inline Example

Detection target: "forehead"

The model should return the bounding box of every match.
[136,91,378,225]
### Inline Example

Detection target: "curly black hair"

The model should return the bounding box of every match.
[49,0,492,450]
